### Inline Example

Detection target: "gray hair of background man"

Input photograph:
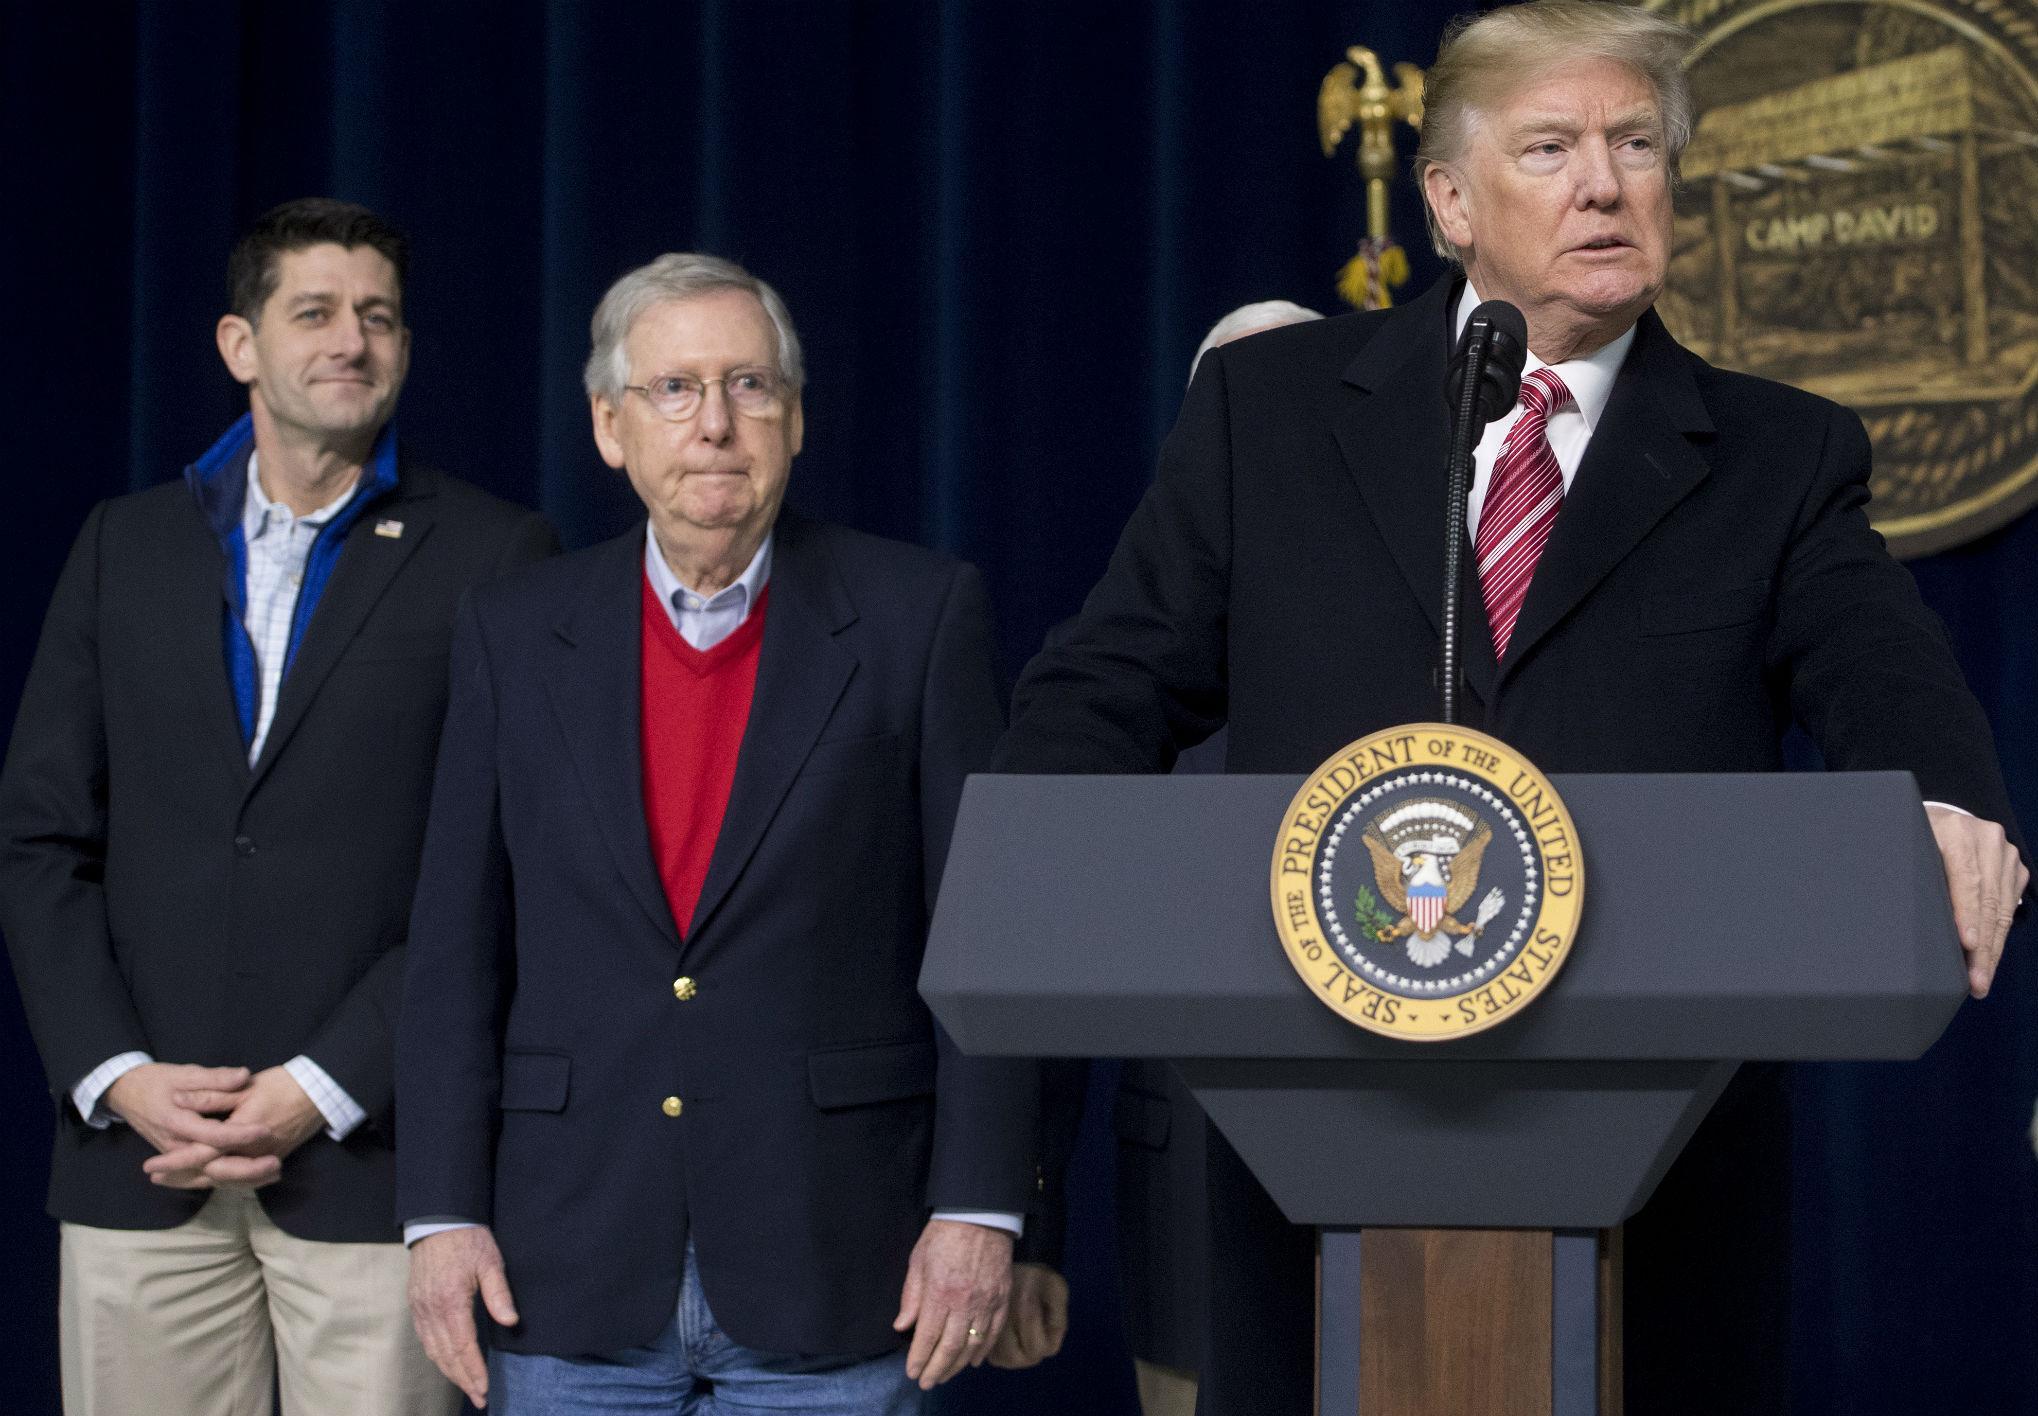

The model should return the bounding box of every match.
[1412,0,1696,262]
[583,252,807,400]
[1190,300,1325,382]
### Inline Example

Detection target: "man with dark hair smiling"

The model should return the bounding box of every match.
[0,197,554,1416]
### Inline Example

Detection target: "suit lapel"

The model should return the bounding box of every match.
[1498,311,1713,682]
[546,532,682,947]
[162,498,257,784]
[684,512,857,947]
[1331,279,1499,707]
[246,493,435,791]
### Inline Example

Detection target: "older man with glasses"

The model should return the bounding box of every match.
[395,253,1041,1415]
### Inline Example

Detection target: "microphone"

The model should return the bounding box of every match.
[1446,301,1529,429]
[1439,299,1529,725]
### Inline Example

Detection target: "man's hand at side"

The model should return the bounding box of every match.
[1927,805,2029,998]
[104,1063,269,1188]
[139,1064,326,1189]
[409,1225,519,1410]
[987,1261,1068,1370]
[892,1217,1014,1390]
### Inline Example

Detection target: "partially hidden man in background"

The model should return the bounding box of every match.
[396,254,1055,1415]
[0,198,557,1416]
[993,6,2028,1415]
[1044,297,1325,1416]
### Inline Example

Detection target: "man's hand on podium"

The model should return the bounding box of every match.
[1926,805,2029,998]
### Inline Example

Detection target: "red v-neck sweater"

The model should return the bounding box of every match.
[640,574,769,938]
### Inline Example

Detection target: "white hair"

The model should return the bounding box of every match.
[583,252,805,400]
[1191,300,1325,381]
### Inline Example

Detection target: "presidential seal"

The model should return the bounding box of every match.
[1270,725,1584,1041]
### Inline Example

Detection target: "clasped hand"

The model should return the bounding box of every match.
[108,1062,324,1189]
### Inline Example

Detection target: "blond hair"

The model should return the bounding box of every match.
[1413,1,1695,261]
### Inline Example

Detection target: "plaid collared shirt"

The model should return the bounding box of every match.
[240,453,356,763]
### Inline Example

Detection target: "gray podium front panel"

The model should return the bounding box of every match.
[1179,1057,1734,1227]
[923,771,1964,1063]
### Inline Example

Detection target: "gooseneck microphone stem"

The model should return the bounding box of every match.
[1439,298,1529,726]
[1441,321,1495,726]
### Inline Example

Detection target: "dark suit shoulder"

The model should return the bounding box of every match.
[93,478,202,530]
[392,463,551,532]
[91,463,547,544]
[466,516,977,637]
[781,511,971,595]
[72,483,212,573]
[1206,306,1384,382]
[467,531,623,616]
[1685,354,1857,432]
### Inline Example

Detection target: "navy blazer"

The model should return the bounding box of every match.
[396,510,1036,1359]
[0,455,554,1241]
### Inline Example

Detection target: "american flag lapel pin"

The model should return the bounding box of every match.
[374,518,405,539]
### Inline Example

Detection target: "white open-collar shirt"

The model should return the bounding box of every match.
[1455,282,1636,543]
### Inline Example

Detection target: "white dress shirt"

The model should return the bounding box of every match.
[643,522,773,647]
[407,522,1023,1244]
[1455,283,1635,545]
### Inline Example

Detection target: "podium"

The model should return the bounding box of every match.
[921,771,1965,1415]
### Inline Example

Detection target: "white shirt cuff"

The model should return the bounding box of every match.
[283,1055,368,1141]
[932,1209,1026,1238]
[405,1219,484,1247]
[1923,801,1972,818]
[73,1051,153,1127]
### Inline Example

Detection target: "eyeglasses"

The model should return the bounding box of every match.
[624,367,787,421]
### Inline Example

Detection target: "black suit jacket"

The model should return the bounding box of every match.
[999,276,2017,816]
[0,448,554,1241]
[395,511,1036,1359]
[995,277,2022,1415]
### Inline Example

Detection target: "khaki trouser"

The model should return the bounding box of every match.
[60,1186,457,1416]
[1136,1358,1199,1416]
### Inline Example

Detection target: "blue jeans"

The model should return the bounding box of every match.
[488,1246,922,1415]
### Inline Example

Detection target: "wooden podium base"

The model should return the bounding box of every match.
[1317,1228,1622,1416]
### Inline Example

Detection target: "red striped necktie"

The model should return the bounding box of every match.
[1474,366,1573,659]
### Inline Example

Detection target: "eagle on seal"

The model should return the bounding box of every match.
[1361,798,1507,968]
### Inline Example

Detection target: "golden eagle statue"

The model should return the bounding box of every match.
[1318,45,1425,310]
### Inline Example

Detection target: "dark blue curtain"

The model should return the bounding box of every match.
[0,3,2031,1412]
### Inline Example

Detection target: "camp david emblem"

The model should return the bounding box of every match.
[1270,724,1584,1041]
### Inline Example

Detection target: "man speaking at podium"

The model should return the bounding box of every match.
[993,3,2027,1412]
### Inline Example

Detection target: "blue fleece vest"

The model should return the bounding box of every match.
[183,414,400,749]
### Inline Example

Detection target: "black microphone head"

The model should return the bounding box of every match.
[1447,299,1530,426]
[1466,300,1529,420]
